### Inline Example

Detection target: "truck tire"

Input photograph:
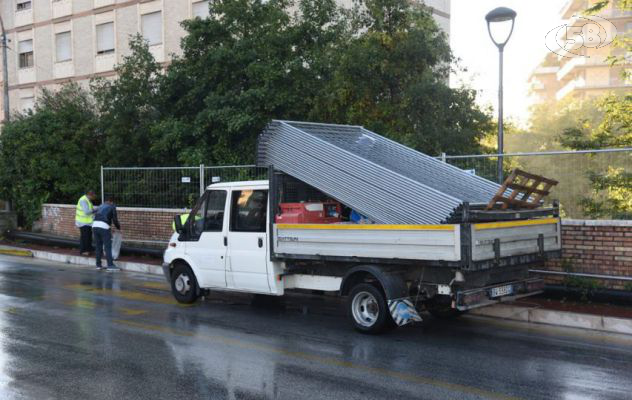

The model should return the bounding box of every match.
[348,283,395,334]
[170,263,200,304]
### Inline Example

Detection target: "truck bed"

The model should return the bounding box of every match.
[273,218,561,268]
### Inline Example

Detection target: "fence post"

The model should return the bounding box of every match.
[441,152,446,163]
[199,164,205,196]
[100,165,105,204]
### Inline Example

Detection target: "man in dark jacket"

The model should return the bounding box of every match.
[93,196,122,271]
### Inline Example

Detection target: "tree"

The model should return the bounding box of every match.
[0,85,99,227]
[317,0,493,155]
[152,0,348,165]
[91,34,162,166]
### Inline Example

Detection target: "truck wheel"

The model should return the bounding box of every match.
[170,263,199,304]
[348,283,394,334]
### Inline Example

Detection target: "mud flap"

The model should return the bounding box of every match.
[388,298,423,326]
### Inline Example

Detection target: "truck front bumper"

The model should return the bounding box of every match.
[455,278,544,311]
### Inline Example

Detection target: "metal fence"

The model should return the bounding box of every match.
[101,165,267,208]
[441,148,632,219]
[102,148,632,219]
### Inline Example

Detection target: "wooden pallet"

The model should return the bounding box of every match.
[486,169,559,210]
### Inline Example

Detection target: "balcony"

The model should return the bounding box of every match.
[556,76,585,100]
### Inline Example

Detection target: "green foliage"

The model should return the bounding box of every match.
[559,94,632,218]
[91,35,162,166]
[0,85,100,227]
[318,0,492,155]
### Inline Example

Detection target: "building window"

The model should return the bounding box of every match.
[96,22,115,55]
[18,39,34,69]
[16,1,32,11]
[141,11,162,46]
[55,31,72,62]
[21,95,35,112]
[192,1,210,19]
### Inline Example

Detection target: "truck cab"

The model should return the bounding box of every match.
[164,181,285,302]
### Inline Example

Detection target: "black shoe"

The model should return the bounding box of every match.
[96,265,104,270]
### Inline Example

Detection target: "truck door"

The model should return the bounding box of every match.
[226,189,271,293]
[184,189,228,288]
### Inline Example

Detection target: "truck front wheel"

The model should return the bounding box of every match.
[170,263,200,304]
[348,283,394,334]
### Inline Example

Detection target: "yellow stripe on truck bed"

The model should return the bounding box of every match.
[275,223,457,231]
[474,217,560,230]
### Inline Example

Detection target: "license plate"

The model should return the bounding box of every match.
[490,284,513,298]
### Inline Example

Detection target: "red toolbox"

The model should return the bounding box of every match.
[275,202,342,224]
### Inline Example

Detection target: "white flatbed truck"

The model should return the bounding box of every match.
[163,179,562,334]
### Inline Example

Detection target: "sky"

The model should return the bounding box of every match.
[450,0,567,126]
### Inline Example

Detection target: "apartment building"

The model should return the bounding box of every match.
[529,0,631,103]
[0,1,449,120]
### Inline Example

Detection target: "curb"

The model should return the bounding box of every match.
[0,245,162,276]
[470,304,632,336]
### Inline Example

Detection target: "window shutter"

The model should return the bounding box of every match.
[18,39,33,54]
[96,22,115,53]
[56,32,72,62]
[142,12,162,46]
[192,1,210,18]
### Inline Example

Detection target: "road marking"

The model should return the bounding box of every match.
[65,284,178,305]
[139,282,170,290]
[119,308,147,316]
[115,319,520,400]
[0,249,33,257]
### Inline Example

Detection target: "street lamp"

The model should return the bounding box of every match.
[0,15,9,123]
[485,7,516,184]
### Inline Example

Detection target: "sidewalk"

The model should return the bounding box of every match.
[0,242,162,276]
[470,300,632,335]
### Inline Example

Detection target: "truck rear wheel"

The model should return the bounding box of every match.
[348,283,394,334]
[170,263,200,304]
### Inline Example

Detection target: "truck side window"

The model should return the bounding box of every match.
[204,190,227,232]
[230,190,268,233]
[189,190,227,239]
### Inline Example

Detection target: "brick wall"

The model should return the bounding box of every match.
[38,204,186,244]
[543,220,632,290]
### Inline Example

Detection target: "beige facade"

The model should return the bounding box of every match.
[0,1,449,120]
[529,0,632,103]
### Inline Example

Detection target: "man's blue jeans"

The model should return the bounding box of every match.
[94,227,113,267]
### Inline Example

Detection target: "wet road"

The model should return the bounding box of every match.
[0,256,631,400]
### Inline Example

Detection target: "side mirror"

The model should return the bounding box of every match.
[173,215,184,234]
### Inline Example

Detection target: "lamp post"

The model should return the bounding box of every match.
[485,7,516,184]
[0,14,9,123]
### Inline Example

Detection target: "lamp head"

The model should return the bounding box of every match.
[485,7,517,49]
[485,7,517,23]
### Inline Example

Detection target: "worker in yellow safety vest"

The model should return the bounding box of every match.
[76,190,98,255]
[172,214,190,232]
